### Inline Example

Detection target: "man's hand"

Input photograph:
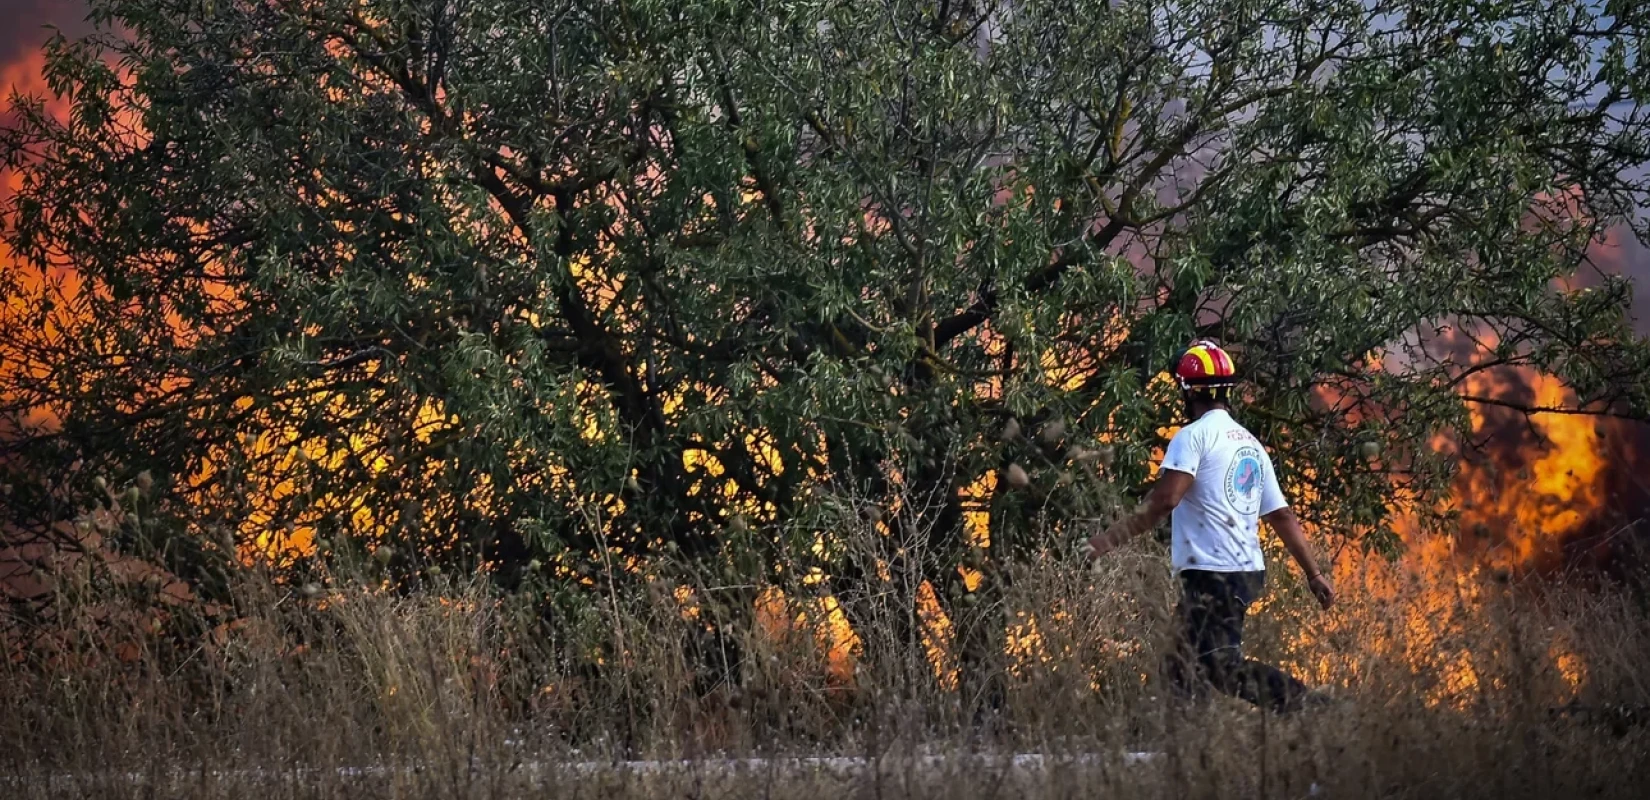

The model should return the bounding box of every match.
[1307,573,1336,610]
[1080,530,1113,564]
[1262,507,1336,610]
[1081,471,1193,569]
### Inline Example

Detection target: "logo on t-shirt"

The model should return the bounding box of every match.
[1225,445,1265,516]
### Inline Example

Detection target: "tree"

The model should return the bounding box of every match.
[5,0,1650,694]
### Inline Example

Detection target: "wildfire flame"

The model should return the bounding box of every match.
[1286,363,1610,706]
[1455,370,1606,573]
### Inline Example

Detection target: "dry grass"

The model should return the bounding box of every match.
[2,503,1648,800]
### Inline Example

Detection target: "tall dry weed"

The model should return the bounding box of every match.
[2,484,1647,799]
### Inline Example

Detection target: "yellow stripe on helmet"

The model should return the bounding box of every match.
[1192,347,1217,376]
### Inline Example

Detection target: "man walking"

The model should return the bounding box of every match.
[1083,340,1335,713]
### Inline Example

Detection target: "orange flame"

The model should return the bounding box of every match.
[1288,360,1607,707]
[1455,370,1605,572]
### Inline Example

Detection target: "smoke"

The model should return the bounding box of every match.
[0,0,89,116]
[0,1,91,63]
[1571,224,1650,580]
[1584,226,1650,336]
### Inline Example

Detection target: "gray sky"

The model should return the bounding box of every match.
[1,0,91,65]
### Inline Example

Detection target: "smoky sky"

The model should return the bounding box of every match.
[1,0,91,65]
[1599,227,1650,336]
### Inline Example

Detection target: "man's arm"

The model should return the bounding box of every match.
[1263,507,1336,610]
[1085,470,1194,558]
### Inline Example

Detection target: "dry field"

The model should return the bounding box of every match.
[3,526,1647,800]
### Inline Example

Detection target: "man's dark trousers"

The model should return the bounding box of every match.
[1166,569,1311,713]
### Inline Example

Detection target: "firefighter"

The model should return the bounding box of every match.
[1083,340,1335,713]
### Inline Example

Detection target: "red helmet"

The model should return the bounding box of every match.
[1175,340,1238,389]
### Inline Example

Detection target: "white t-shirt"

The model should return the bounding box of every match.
[1159,409,1287,573]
